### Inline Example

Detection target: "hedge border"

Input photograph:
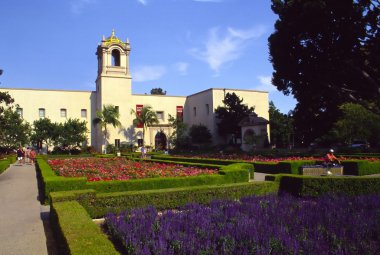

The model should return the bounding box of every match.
[37,157,252,203]
[49,181,279,254]
[275,174,380,197]
[50,181,279,218]
[50,200,119,255]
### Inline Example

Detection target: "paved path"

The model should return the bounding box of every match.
[0,163,50,255]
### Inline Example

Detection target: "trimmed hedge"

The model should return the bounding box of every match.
[150,155,242,166]
[85,163,250,194]
[51,181,279,219]
[50,200,118,255]
[37,156,252,203]
[278,174,380,197]
[252,160,317,174]
[36,158,87,203]
[341,160,380,176]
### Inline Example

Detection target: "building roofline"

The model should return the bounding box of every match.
[0,87,95,93]
[186,88,268,98]
[132,93,186,99]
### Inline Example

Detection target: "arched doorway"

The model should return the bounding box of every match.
[155,131,167,150]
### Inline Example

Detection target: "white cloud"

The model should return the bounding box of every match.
[174,62,189,75]
[133,65,166,82]
[189,26,266,75]
[70,0,96,14]
[253,75,277,92]
[137,0,147,5]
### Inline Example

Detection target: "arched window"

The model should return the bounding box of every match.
[111,49,120,66]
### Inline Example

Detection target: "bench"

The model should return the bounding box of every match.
[300,165,343,176]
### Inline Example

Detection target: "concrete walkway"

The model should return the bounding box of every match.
[0,162,51,255]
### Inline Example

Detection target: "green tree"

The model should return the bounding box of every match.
[215,92,255,143]
[0,107,31,149]
[189,124,212,144]
[332,103,380,145]
[268,0,380,144]
[93,104,121,153]
[0,91,14,115]
[31,118,60,153]
[150,88,167,95]
[130,105,159,145]
[269,101,293,148]
[168,114,190,149]
[57,118,88,151]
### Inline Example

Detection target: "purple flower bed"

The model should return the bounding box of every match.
[105,195,380,254]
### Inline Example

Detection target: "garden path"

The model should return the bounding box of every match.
[0,162,50,255]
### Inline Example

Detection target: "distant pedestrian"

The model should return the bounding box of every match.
[16,147,24,165]
[141,146,146,158]
[25,147,31,164]
[29,149,36,164]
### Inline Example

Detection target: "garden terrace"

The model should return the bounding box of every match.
[36,156,252,203]
[44,154,380,254]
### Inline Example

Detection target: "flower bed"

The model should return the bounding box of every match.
[48,157,218,182]
[171,153,380,162]
[106,194,380,254]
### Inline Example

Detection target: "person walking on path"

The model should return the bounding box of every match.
[0,162,49,254]
[16,147,24,165]
[29,149,36,164]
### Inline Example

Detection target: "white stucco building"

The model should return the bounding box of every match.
[0,31,270,152]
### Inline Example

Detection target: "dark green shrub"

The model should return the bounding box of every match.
[50,201,118,255]
[279,175,380,197]
[52,182,279,218]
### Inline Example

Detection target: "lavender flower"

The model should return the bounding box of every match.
[105,194,380,254]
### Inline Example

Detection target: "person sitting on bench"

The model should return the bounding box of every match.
[324,149,341,175]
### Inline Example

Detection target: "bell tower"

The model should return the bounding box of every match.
[96,29,132,107]
[94,30,133,152]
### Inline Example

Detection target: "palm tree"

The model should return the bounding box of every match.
[93,104,121,153]
[130,105,159,145]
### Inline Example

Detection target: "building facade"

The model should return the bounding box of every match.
[0,31,270,152]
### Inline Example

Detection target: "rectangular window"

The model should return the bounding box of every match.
[176,106,183,120]
[39,108,45,118]
[136,105,144,128]
[60,108,67,118]
[81,109,87,118]
[206,104,210,115]
[17,108,23,117]
[156,111,164,120]
[193,107,197,117]
[115,139,120,148]
[115,106,119,113]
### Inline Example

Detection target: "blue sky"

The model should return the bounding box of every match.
[0,0,296,113]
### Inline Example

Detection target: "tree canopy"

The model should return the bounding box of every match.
[215,92,255,143]
[168,114,189,149]
[332,103,380,145]
[131,105,159,145]
[31,118,59,152]
[57,118,88,150]
[0,92,31,151]
[268,0,380,144]
[0,107,31,150]
[269,101,293,148]
[150,88,167,95]
[189,124,212,144]
[93,104,121,153]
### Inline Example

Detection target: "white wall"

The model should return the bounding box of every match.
[0,87,94,145]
